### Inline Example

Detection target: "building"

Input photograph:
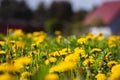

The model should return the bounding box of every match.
[84,1,120,35]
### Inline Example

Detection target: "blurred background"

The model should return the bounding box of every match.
[0,0,120,36]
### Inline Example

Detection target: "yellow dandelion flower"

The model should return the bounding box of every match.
[95,73,107,80]
[98,32,103,36]
[5,62,18,73]
[15,41,25,49]
[36,37,44,43]
[86,32,96,40]
[107,61,118,68]
[48,51,60,57]
[97,36,105,41]
[0,41,5,46]
[83,56,95,66]
[49,61,77,73]
[111,64,120,73]
[20,71,32,79]
[15,56,32,66]
[0,63,6,72]
[96,33,105,41]
[54,31,61,35]
[31,44,37,50]
[14,62,24,72]
[90,48,102,53]
[13,29,24,37]
[9,40,16,44]
[0,50,6,55]
[59,48,71,56]
[56,35,62,42]
[110,64,120,80]
[110,72,120,80]
[64,54,80,63]
[108,36,116,42]
[77,37,87,44]
[49,57,57,63]
[108,41,116,48]
[32,31,46,42]
[45,73,59,80]
[27,33,32,38]
[45,59,50,65]
[0,73,18,80]
[104,52,112,60]
[0,60,24,74]
[74,47,86,58]
[33,32,40,36]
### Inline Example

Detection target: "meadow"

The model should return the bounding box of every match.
[0,29,120,80]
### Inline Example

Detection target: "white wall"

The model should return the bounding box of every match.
[89,26,112,37]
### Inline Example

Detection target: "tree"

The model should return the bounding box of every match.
[34,2,47,25]
[73,10,88,21]
[0,0,33,21]
[13,0,33,21]
[0,0,18,19]
[48,1,73,21]
[45,18,62,34]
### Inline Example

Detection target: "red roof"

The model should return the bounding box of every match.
[84,1,120,25]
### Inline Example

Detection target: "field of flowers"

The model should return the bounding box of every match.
[0,29,120,80]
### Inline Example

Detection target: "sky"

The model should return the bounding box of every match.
[25,0,105,11]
